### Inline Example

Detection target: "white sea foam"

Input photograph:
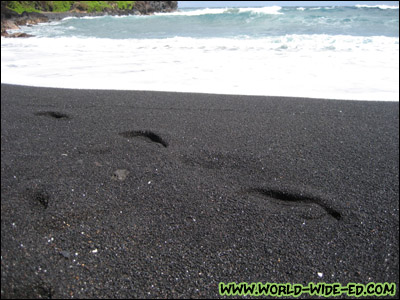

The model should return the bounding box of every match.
[355,5,399,10]
[155,8,228,16]
[1,35,398,101]
[237,6,283,15]
[155,6,283,16]
[81,16,107,19]
[61,17,78,21]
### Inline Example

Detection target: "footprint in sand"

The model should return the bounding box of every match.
[119,130,168,148]
[245,187,342,221]
[34,111,70,119]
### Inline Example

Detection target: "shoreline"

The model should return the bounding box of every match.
[40,11,140,21]
[1,1,178,36]
[1,10,135,37]
[1,83,398,103]
[1,84,399,298]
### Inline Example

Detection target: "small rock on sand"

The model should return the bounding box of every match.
[112,169,129,181]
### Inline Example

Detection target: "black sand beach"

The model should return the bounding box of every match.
[1,84,399,298]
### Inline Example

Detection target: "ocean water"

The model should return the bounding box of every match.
[1,4,399,100]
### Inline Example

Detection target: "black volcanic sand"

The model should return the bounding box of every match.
[1,84,399,298]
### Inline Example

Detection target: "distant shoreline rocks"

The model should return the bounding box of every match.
[1,1,178,37]
[1,9,48,37]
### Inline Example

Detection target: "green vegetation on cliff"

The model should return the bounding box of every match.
[5,1,136,14]
[5,1,41,13]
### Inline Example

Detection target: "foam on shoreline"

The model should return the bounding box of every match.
[2,34,398,101]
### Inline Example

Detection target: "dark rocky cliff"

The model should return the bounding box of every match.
[134,1,178,14]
